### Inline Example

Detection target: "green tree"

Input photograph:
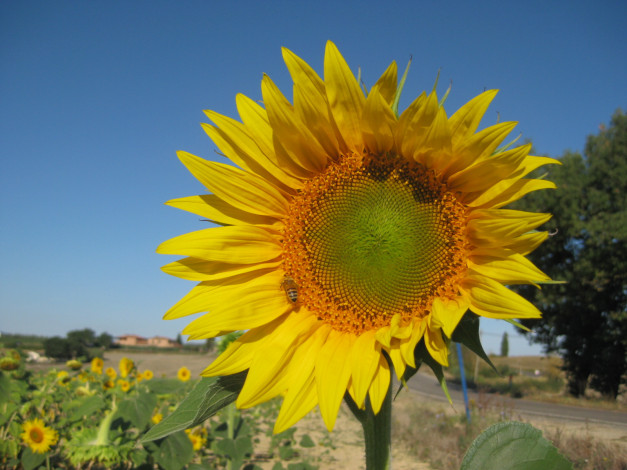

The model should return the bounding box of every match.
[517,110,627,399]
[96,332,113,349]
[500,332,509,357]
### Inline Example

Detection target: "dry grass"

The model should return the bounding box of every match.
[392,393,627,470]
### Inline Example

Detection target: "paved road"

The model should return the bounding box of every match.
[405,371,627,429]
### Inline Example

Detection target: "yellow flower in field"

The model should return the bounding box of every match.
[117,379,131,392]
[158,42,555,433]
[136,371,144,382]
[143,369,154,380]
[105,367,117,379]
[103,379,114,390]
[66,359,82,370]
[119,357,134,378]
[152,412,163,424]
[177,366,191,382]
[21,418,58,454]
[185,427,208,451]
[90,357,104,374]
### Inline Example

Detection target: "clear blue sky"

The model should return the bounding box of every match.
[1,1,625,356]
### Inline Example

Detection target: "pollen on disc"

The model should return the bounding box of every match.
[282,153,468,334]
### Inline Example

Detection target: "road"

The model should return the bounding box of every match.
[405,371,627,429]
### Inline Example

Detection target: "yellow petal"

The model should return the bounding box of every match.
[349,330,380,408]
[182,270,291,333]
[274,373,317,434]
[448,144,530,193]
[468,209,552,243]
[469,178,557,209]
[157,225,281,264]
[386,340,406,379]
[373,61,398,105]
[261,75,328,173]
[413,105,452,170]
[315,331,354,431]
[448,89,498,146]
[445,121,518,177]
[361,86,396,153]
[399,91,439,158]
[462,274,542,319]
[202,115,302,191]
[424,325,449,367]
[165,195,280,227]
[324,41,365,152]
[431,296,470,338]
[162,269,275,320]
[368,355,391,414]
[399,319,426,367]
[468,248,550,284]
[503,231,549,256]
[161,257,281,282]
[274,324,331,433]
[178,152,289,218]
[237,313,319,408]
[201,319,283,376]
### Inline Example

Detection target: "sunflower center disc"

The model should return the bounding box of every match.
[283,153,467,333]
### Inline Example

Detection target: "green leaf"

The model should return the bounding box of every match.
[145,378,186,395]
[141,371,247,443]
[69,395,106,423]
[19,447,46,470]
[299,434,315,448]
[152,431,194,470]
[414,340,452,403]
[451,312,497,372]
[116,391,157,429]
[0,373,12,404]
[460,421,572,470]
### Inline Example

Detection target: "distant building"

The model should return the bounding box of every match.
[115,334,178,348]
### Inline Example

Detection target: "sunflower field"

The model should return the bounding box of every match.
[0,350,318,470]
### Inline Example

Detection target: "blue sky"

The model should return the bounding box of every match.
[1,1,625,356]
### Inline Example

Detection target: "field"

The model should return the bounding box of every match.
[5,348,627,469]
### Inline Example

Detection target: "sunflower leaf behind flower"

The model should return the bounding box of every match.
[158,41,556,434]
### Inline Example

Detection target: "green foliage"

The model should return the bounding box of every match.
[461,422,572,470]
[0,355,320,469]
[500,332,509,357]
[516,110,627,399]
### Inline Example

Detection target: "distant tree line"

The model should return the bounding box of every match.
[43,328,114,361]
[517,110,626,400]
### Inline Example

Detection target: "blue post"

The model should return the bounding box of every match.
[456,342,471,424]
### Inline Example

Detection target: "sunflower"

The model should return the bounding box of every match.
[117,379,131,392]
[91,357,104,374]
[143,369,154,380]
[177,366,191,382]
[21,418,58,454]
[118,357,134,378]
[105,367,117,379]
[158,41,555,433]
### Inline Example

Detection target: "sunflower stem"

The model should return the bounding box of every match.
[345,384,392,470]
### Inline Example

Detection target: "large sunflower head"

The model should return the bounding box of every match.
[158,41,555,433]
[21,418,59,454]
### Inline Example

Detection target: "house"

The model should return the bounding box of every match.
[115,334,178,348]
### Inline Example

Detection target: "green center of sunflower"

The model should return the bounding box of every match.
[283,153,467,333]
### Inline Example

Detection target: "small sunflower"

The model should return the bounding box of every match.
[91,357,104,374]
[105,367,117,379]
[21,418,58,454]
[177,366,191,382]
[159,42,555,432]
[143,369,154,380]
[118,357,134,378]
[117,379,131,392]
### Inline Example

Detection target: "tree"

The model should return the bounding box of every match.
[517,110,627,399]
[96,332,113,349]
[500,332,509,357]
